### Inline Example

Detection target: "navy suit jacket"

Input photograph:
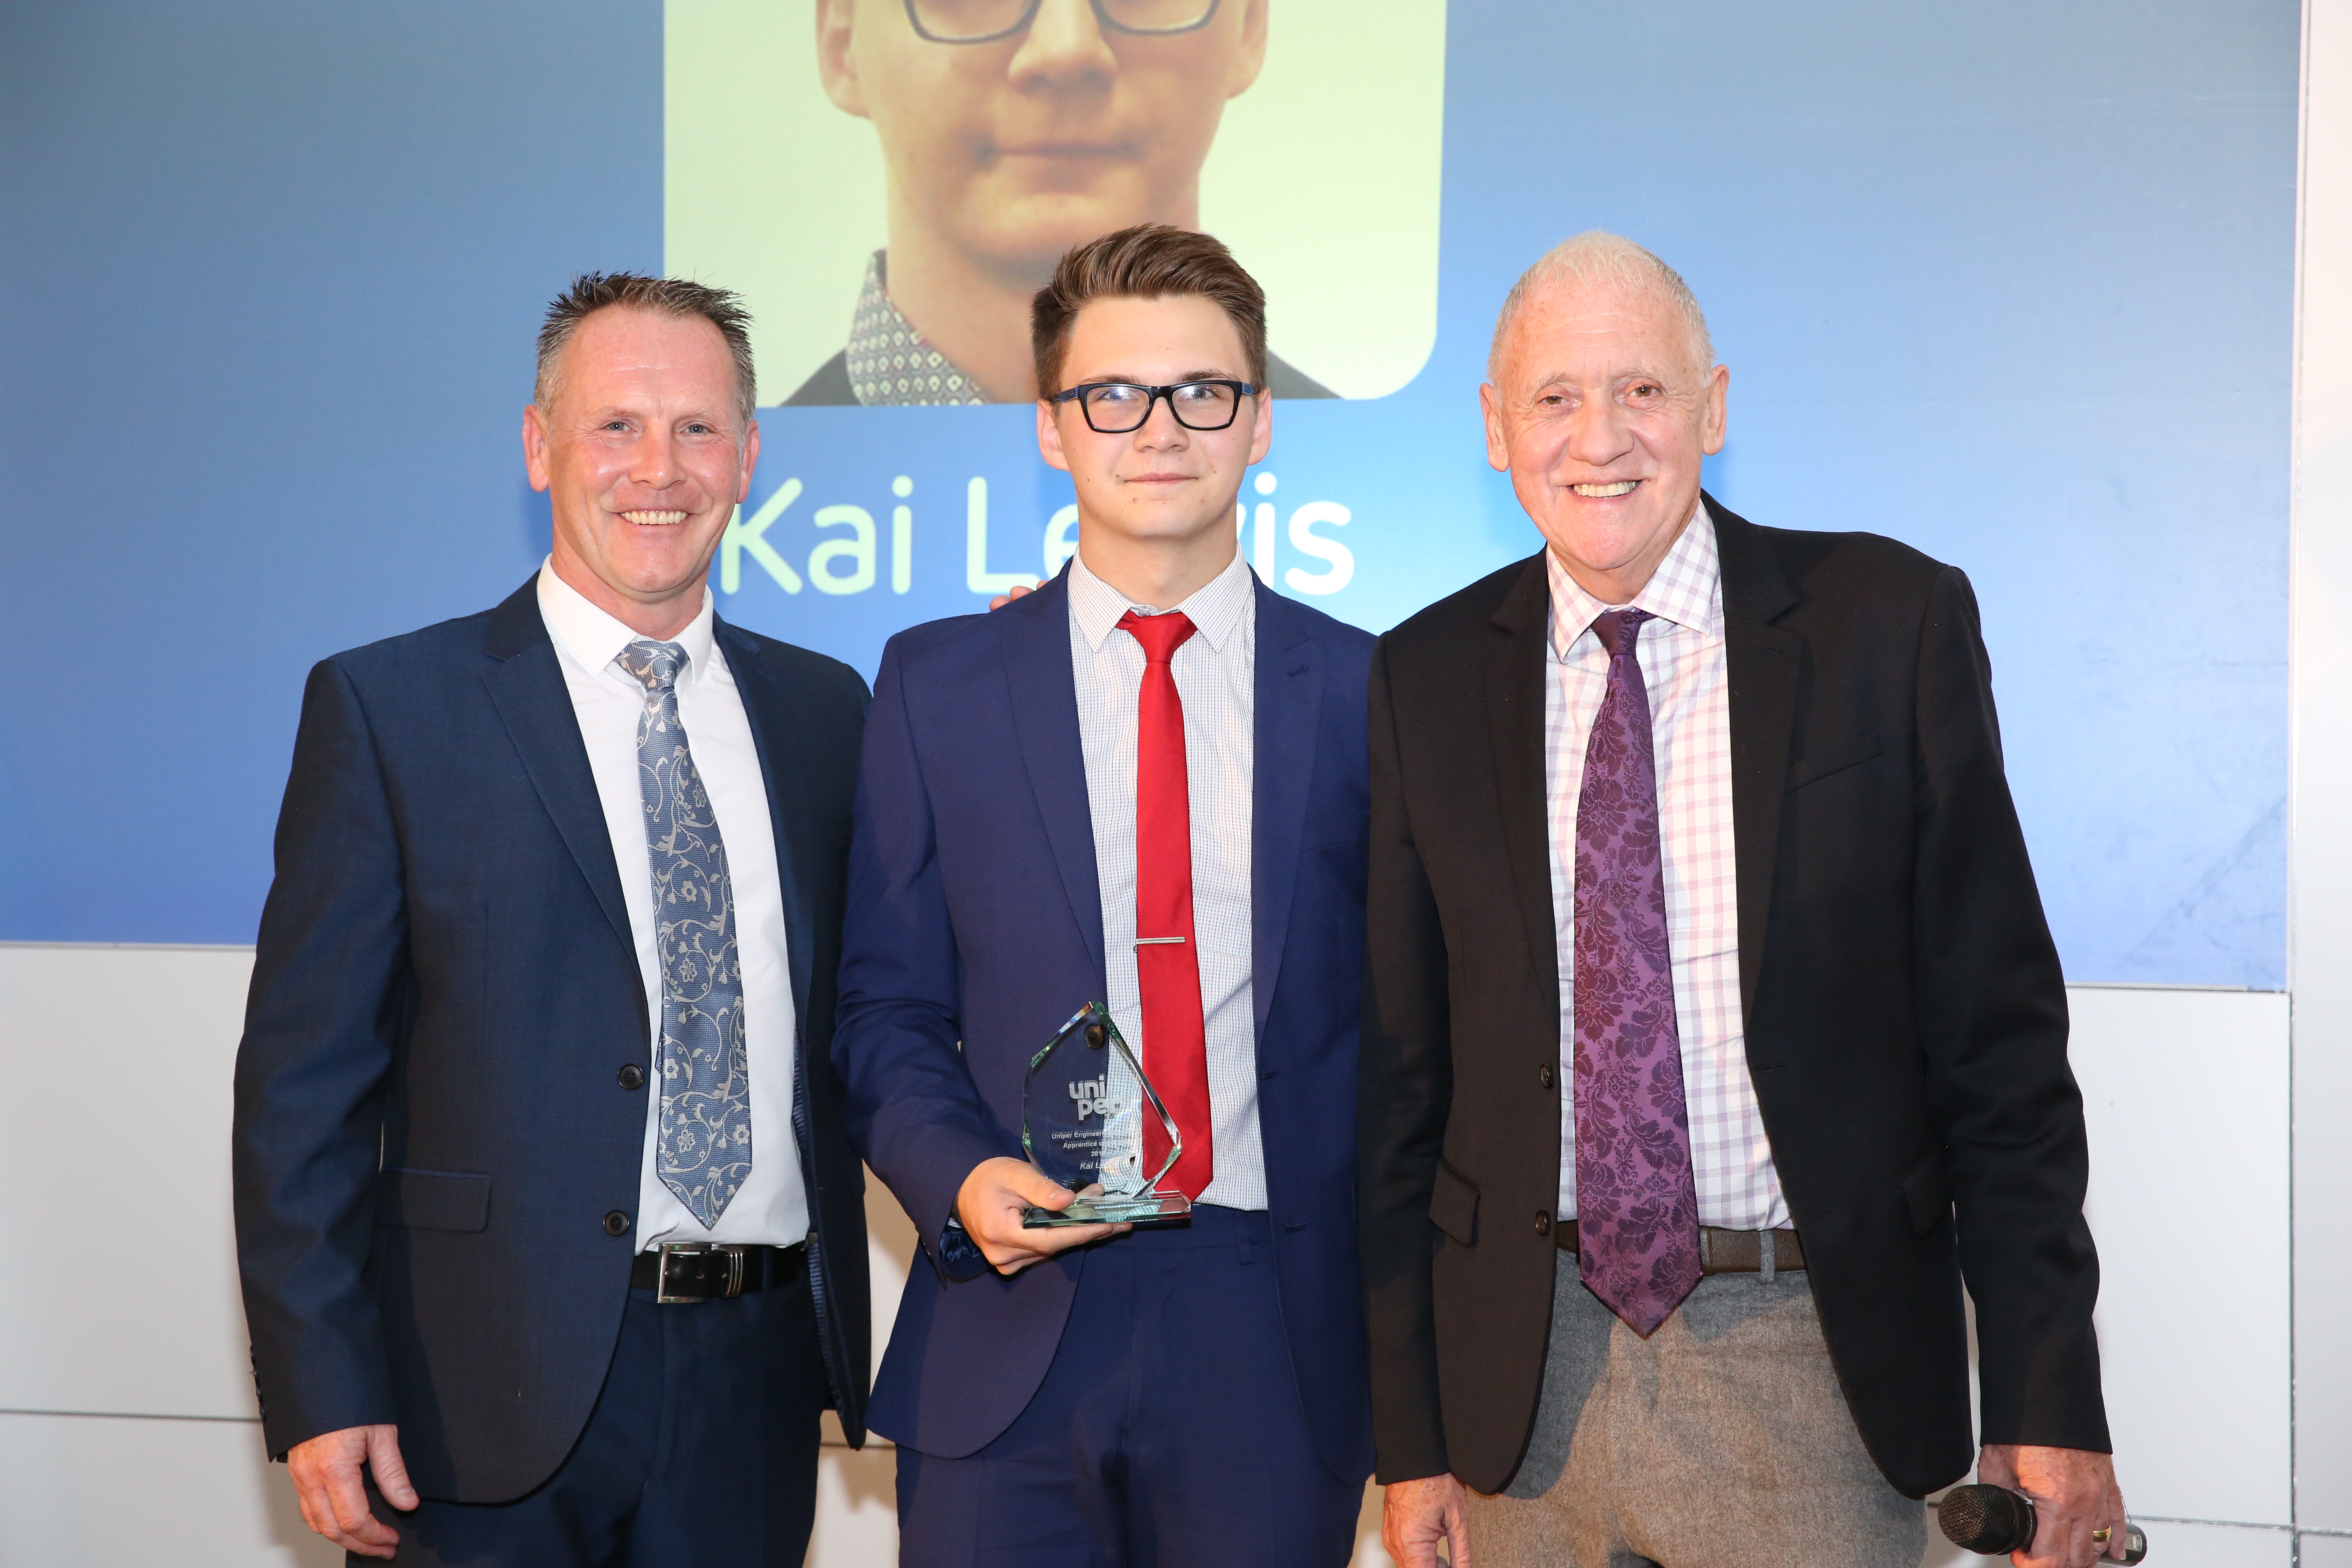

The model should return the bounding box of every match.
[232,579,873,1502]
[833,570,1377,1483]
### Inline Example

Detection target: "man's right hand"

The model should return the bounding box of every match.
[1384,1472,1473,1567]
[955,1156,1127,1273]
[287,1423,416,1559]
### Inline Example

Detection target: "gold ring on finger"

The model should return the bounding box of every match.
[2092,1527,2112,1544]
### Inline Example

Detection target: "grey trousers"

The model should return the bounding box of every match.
[1464,1253,1928,1568]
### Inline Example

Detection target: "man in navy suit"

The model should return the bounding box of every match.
[833,224,1374,1564]
[232,275,870,1565]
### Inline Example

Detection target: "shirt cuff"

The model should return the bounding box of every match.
[936,1214,991,1281]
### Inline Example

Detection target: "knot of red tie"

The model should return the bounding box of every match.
[1117,608,1198,664]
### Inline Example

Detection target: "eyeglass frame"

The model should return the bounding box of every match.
[1047,379,1261,434]
[902,0,1223,46]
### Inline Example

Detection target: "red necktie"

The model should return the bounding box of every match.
[1118,608,1214,1200]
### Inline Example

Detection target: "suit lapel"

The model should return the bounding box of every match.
[717,619,817,1020]
[1250,584,1321,1040]
[1001,573,1108,987]
[1708,497,1802,1027]
[478,580,639,969]
[1483,554,1561,1002]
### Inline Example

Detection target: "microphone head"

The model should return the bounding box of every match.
[1936,1484,2036,1554]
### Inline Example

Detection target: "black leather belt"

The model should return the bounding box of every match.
[1555,1221,1806,1273]
[629,1242,803,1303]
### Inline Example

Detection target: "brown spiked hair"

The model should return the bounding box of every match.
[1030,224,1269,399]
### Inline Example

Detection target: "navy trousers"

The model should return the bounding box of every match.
[894,1206,1362,1568]
[358,1252,828,1566]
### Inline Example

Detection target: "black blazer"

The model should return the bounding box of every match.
[1357,500,2108,1499]
[231,580,872,1501]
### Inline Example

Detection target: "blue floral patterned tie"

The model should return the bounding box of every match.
[617,638,750,1227]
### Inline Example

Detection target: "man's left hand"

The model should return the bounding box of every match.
[1976,1444,2128,1567]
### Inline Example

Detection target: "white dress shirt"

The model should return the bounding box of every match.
[1067,548,1269,1212]
[536,562,810,1250]
[1543,506,1788,1231]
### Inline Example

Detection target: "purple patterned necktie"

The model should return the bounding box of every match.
[1573,608,1702,1336]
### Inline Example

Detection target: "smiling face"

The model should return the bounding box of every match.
[1037,292,1270,552]
[1482,278,1728,601]
[821,0,1267,283]
[523,306,759,637]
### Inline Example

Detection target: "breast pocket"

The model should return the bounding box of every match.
[1785,733,1882,792]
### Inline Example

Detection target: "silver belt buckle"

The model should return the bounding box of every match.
[655,1243,746,1304]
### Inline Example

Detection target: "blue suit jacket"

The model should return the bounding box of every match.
[833,570,1376,1482]
[231,580,873,1501]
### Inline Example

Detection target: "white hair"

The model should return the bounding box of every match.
[1486,231,1715,382]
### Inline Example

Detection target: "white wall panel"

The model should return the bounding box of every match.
[2301,1531,2352,1566]
[2069,986,2293,1526]
[0,1412,334,1568]
[2114,1521,2293,1567]
[2297,0,2352,1535]
[0,943,2307,1560]
[0,944,258,1419]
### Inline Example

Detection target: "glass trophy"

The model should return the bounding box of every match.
[1020,1002,1193,1228]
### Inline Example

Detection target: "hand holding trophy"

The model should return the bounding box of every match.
[1020,1002,1194,1229]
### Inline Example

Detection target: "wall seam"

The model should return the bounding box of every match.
[2289,0,2318,1555]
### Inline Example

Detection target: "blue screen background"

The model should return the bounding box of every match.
[0,1,2297,987]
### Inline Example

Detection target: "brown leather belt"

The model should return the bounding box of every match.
[628,1242,803,1303]
[1555,1221,1805,1274]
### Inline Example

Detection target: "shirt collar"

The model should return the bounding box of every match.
[1067,545,1255,655]
[1546,499,1724,660]
[535,559,718,685]
[846,251,988,407]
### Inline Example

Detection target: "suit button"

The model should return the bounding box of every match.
[617,1064,646,1091]
[1538,1064,1556,1089]
[1535,1210,1552,1236]
[603,1210,632,1236]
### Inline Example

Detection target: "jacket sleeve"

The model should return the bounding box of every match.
[231,658,406,1458]
[832,638,1023,1279]
[1911,566,2109,1452]
[1357,634,1457,1483]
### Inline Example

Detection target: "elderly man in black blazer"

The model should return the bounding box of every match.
[1361,233,2127,1568]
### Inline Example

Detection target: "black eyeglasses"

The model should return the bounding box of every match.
[904,0,1221,46]
[1049,379,1258,434]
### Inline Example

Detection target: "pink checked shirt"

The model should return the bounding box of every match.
[1545,504,1789,1231]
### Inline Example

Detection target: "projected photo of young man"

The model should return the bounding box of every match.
[794,0,1336,405]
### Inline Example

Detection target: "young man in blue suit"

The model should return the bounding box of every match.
[233,276,869,1565]
[833,224,1375,1564]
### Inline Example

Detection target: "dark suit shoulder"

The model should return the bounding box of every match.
[1257,580,1376,658]
[1379,554,1540,654]
[716,619,871,704]
[879,605,999,670]
[321,604,505,684]
[784,350,858,407]
[1265,350,1337,401]
[1754,522,1955,594]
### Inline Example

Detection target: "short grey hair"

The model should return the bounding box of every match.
[1487,232,1714,382]
[535,272,758,429]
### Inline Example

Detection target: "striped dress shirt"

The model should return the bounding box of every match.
[1067,548,1269,1212]
[1544,505,1788,1231]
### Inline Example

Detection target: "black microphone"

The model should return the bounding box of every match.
[1932,1484,2148,1563]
